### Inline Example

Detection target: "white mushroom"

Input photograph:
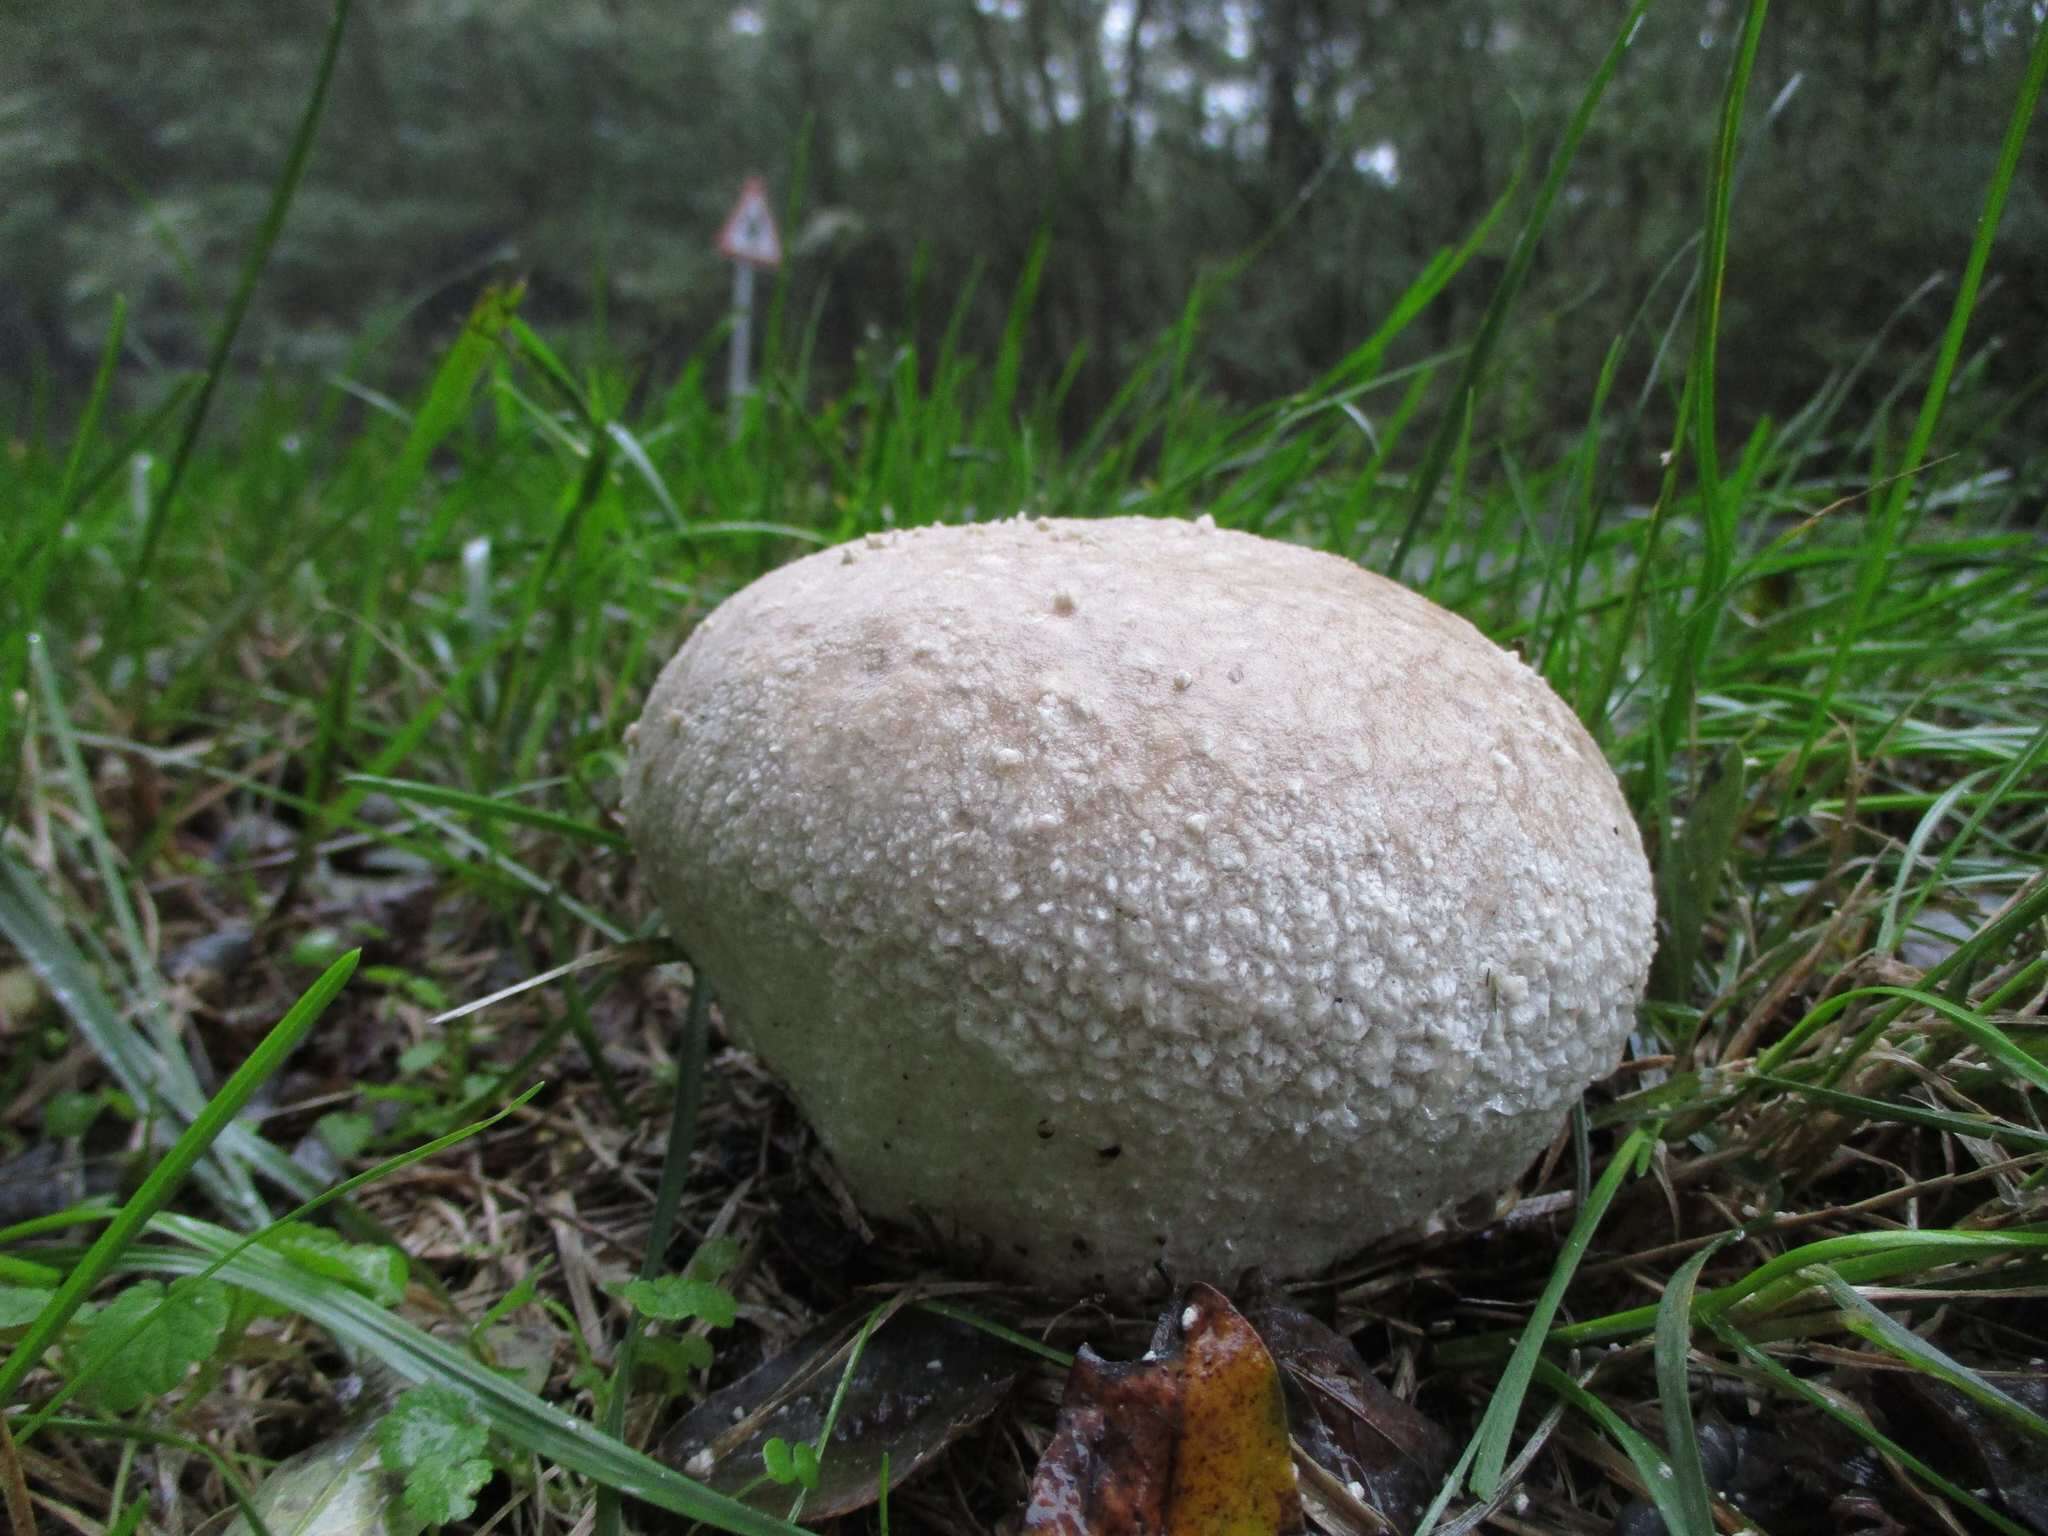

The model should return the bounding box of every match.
[623,515,1655,1293]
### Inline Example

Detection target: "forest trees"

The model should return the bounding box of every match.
[3,0,2043,443]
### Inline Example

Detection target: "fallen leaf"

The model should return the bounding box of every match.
[1025,1346,1180,1535]
[219,1415,420,1536]
[1170,1286,1303,1535]
[1243,1297,1450,1534]
[1882,1371,2048,1535]
[1607,1416,1874,1536]
[661,1299,1024,1522]
[1024,1283,1304,1536]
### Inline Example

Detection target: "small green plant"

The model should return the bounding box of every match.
[362,965,453,1012]
[613,1236,744,1391]
[67,1278,233,1413]
[314,1108,377,1158]
[35,1226,408,1422]
[259,1221,409,1306]
[378,1384,497,1527]
[0,1284,57,1326]
[760,1436,820,1491]
[364,1013,499,1145]
[42,1086,130,1139]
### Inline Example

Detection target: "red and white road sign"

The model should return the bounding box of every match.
[716,177,782,269]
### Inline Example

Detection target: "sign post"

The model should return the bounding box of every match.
[715,176,783,436]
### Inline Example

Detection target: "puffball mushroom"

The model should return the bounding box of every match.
[623,515,1654,1294]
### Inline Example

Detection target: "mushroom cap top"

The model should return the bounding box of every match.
[624,514,1655,1293]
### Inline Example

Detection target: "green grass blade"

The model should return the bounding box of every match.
[2,648,260,1224]
[1876,767,1995,955]
[1813,1267,2048,1441]
[0,950,359,1409]
[20,1084,541,1438]
[488,411,618,752]
[1546,1229,2048,1349]
[34,1420,274,1536]
[1308,143,1525,411]
[307,282,522,803]
[53,298,129,517]
[1591,364,1697,753]
[1752,982,2048,1094]
[1879,720,2048,957]
[911,1300,1072,1368]
[119,0,353,653]
[1541,330,1625,692]
[597,975,711,1536]
[1687,0,1768,507]
[1651,746,1749,1012]
[123,1219,810,1536]
[607,420,686,533]
[2,300,129,707]
[0,846,164,1124]
[1746,1073,2048,1153]
[506,316,597,430]
[271,285,526,922]
[1388,0,1657,580]
[1653,1235,1737,1536]
[19,638,351,1208]
[343,774,629,850]
[0,846,328,1215]
[1928,876,2048,1004]
[29,636,184,1053]
[1709,1319,2036,1536]
[1467,1126,1652,1496]
[1531,1362,1694,1534]
[788,1300,894,1524]
[394,799,629,942]
[988,231,1049,431]
[1658,0,1769,761]
[73,378,204,518]
[1792,16,2048,790]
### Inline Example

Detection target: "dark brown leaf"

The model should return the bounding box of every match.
[1885,1372,2048,1535]
[1243,1299,1450,1535]
[1608,1417,1878,1536]
[660,1300,1023,1523]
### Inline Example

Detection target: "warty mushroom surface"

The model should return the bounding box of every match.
[623,514,1655,1293]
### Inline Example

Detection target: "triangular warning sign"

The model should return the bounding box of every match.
[716,177,782,269]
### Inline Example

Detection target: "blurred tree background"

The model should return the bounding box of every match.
[3,0,2044,453]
